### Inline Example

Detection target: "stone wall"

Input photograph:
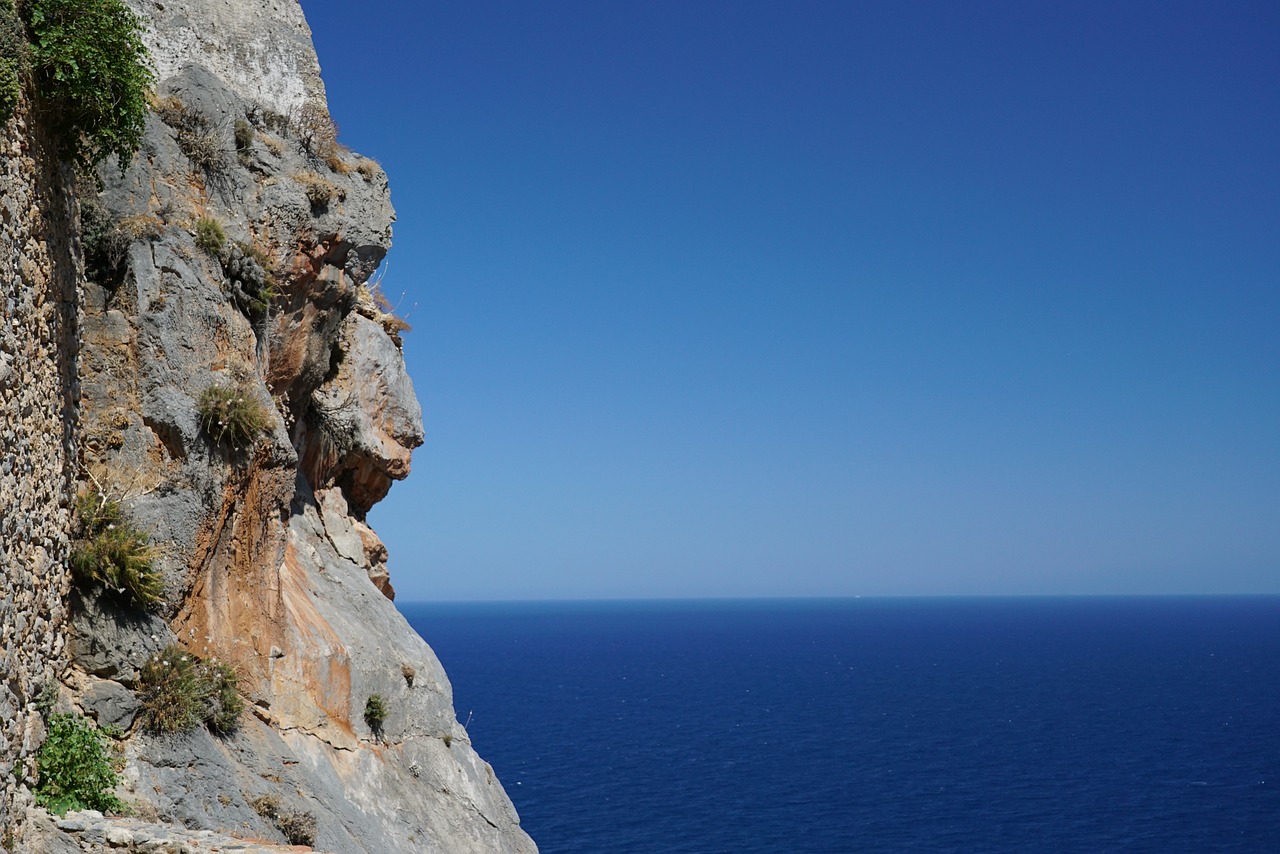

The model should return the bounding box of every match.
[0,102,80,838]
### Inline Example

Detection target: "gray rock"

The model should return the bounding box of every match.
[106,825,136,846]
[129,0,327,117]
[18,807,84,854]
[309,313,424,515]
[316,487,366,565]
[81,678,141,730]
[69,592,176,682]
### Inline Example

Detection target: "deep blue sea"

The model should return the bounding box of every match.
[401,597,1280,853]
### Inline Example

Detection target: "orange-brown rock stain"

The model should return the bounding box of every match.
[276,537,356,740]
[174,451,293,698]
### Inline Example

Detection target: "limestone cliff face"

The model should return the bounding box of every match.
[1,1,536,852]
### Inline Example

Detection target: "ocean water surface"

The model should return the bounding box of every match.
[401,597,1280,853]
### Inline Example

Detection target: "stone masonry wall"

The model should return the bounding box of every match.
[0,101,81,837]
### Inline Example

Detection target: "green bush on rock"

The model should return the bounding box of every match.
[197,381,271,451]
[137,647,207,733]
[205,659,244,735]
[194,215,226,256]
[364,694,387,734]
[233,117,254,155]
[221,240,277,316]
[35,713,123,816]
[23,0,153,171]
[137,644,244,734]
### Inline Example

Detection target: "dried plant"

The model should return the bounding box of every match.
[153,96,226,172]
[277,810,317,846]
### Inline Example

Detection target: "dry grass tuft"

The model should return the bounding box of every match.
[293,170,344,207]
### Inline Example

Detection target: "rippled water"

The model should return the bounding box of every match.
[402,597,1280,853]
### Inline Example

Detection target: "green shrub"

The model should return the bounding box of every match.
[78,202,161,289]
[363,694,387,733]
[277,809,317,846]
[204,659,243,735]
[70,492,163,608]
[35,713,123,815]
[23,0,153,172]
[137,645,243,734]
[0,0,25,126]
[197,382,271,451]
[137,647,206,733]
[194,216,225,256]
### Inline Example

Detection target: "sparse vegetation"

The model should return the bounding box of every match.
[117,213,163,241]
[80,201,163,288]
[23,0,153,172]
[197,381,272,451]
[194,216,226,256]
[442,733,452,748]
[258,132,285,156]
[152,95,225,171]
[364,694,388,734]
[35,713,124,815]
[291,100,339,160]
[367,281,412,340]
[277,809,317,846]
[401,663,416,687]
[80,196,130,288]
[137,645,243,734]
[325,151,352,174]
[70,492,164,609]
[355,157,381,182]
[254,792,319,844]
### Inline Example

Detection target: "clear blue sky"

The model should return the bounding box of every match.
[300,1,1279,600]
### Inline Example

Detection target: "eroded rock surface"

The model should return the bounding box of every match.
[1,1,535,851]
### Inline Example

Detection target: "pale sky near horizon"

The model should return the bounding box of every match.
[299,0,1280,601]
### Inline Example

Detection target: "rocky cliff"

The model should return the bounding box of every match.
[0,1,536,851]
